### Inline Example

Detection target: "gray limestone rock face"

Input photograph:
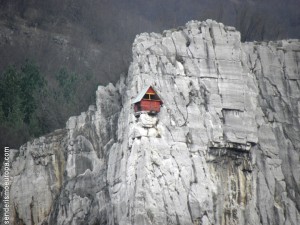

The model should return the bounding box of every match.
[1,20,299,225]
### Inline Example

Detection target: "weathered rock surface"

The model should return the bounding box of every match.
[1,20,300,225]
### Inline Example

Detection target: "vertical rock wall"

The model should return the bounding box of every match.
[242,40,300,225]
[1,20,299,225]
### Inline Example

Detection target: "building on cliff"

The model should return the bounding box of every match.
[132,85,163,115]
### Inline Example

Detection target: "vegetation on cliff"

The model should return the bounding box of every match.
[0,60,97,153]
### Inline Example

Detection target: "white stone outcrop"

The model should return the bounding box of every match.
[1,20,300,225]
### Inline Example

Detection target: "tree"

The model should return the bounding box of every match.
[55,67,78,103]
[20,60,45,123]
[0,66,23,124]
[0,60,45,150]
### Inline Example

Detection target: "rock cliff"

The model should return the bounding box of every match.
[1,20,300,225]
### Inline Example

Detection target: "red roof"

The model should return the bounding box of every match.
[132,85,162,104]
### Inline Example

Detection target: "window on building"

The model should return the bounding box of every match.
[143,93,160,100]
